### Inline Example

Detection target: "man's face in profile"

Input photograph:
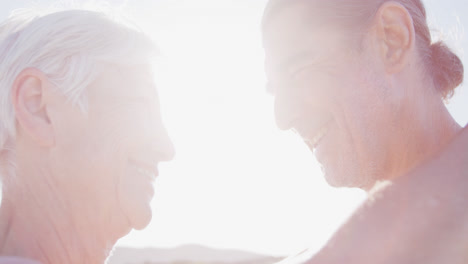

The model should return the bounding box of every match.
[263,3,405,189]
[48,65,174,232]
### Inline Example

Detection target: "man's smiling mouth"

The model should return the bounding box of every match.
[293,117,333,150]
[306,124,330,150]
[129,159,159,181]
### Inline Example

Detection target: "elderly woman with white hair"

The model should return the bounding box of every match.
[0,9,175,264]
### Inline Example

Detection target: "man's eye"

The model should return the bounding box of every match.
[266,81,276,95]
[289,65,313,80]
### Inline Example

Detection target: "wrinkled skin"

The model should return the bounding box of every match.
[0,64,175,264]
[262,2,460,190]
[279,126,468,264]
[263,1,467,263]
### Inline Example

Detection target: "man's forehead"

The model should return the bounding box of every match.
[263,25,335,77]
[263,19,347,77]
[262,0,312,32]
[263,9,327,62]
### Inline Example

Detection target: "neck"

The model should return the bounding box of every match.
[0,174,119,264]
[386,92,461,183]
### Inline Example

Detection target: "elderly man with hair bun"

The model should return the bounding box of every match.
[0,8,175,264]
[262,0,468,263]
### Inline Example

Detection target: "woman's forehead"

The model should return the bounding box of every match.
[86,64,157,99]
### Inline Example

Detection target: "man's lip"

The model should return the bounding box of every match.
[292,118,333,146]
[305,124,330,149]
[129,159,159,179]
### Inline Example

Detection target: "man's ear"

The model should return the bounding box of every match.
[12,68,54,147]
[372,1,416,73]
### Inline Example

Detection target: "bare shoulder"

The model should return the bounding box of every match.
[274,248,317,264]
[305,126,468,264]
[0,257,40,264]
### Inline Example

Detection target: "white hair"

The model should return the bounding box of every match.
[0,8,158,182]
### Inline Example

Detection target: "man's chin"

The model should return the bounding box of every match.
[323,167,375,190]
[322,165,354,188]
[128,205,153,230]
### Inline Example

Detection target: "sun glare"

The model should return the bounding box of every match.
[113,0,367,257]
[0,0,468,260]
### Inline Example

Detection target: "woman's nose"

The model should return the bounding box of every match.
[153,127,175,162]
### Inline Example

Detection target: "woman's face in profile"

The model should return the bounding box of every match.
[262,2,408,189]
[49,64,174,233]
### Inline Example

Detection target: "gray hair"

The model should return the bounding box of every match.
[0,8,157,183]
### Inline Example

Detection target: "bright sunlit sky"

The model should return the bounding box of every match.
[1,0,468,257]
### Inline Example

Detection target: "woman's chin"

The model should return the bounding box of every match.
[126,203,153,230]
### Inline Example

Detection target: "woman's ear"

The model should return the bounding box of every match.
[12,68,55,147]
[372,1,416,74]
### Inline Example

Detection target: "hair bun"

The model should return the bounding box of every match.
[429,42,464,99]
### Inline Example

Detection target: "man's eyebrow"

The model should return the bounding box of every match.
[265,50,322,94]
[266,49,319,82]
[276,50,320,72]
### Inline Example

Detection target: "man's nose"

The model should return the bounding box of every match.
[274,93,301,131]
[156,128,175,162]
